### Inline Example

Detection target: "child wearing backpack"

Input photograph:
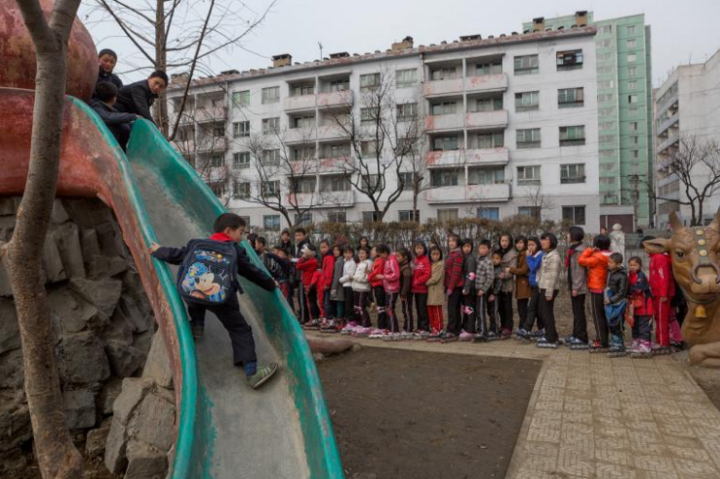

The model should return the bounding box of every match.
[578,235,613,352]
[149,213,278,390]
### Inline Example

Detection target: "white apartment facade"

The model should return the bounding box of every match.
[654,48,720,228]
[167,28,600,232]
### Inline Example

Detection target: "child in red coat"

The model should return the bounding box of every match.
[628,256,654,358]
[642,236,676,354]
[318,239,335,323]
[296,244,321,327]
[411,241,431,334]
[367,245,388,332]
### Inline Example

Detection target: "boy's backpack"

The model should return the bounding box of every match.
[178,240,238,306]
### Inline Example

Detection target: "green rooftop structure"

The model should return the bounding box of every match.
[523,12,654,230]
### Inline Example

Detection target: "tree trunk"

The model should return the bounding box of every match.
[0,12,84,479]
[155,0,169,136]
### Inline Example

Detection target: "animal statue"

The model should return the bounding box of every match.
[644,209,720,367]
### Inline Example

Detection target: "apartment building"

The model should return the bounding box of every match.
[523,11,653,231]
[654,48,720,228]
[167,27,600,232]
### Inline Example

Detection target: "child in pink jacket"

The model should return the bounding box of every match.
[382,248,401,336]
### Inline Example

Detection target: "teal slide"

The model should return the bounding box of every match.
[70,98,344,478]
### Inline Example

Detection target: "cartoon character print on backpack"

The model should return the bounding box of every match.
[181,261,229,302]
[179,242,238,306]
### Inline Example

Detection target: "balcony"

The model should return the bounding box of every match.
[425,183,510,204]
[195,106,227,123]
[426,148,509,167]
[425,113,463,132]
[282,127,316,144]
[656,112,679,136]
[465,73,508,94]
[466,110,508,131]
[317,124,349,141]
[284,94,316,112]
[657,134,679,153]
[287,190,354,208]
[196,136,227,153]
[656,92,679,118]
[423,78,464,97]
[317,90,353,109]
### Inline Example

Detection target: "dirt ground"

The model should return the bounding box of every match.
[317,347,542,479]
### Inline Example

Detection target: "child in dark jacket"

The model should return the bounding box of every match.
[149,213,278,389]
[628,256,654,358]
[115,70,168,123]
[396,248,414,339]
[564,227,589,349]
[486,250,504,340]
[605,253,629,356]
[460,239,477,341]
[90,82,138,151]
[443,234,465,341]
[95,49,123,93]
[474,240,494,341]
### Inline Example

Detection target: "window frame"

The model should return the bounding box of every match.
[263,215,281,232]
[556,50,584,70]
[233,181,251,199]
[516,128,541,149]
[232,90,250,107]
[562,205,586,225]
[516,165,541,185]
[261,86,280,104]
[515,91,540,112]
[514,54,539,75]
[560,163,586,184]
[232,121,250,138]
[559,125,586,147]
[232,152,250,169]
[396,68,418,88]
[557,87,584,108]
[359,73,381,91]
[262,117,280,135]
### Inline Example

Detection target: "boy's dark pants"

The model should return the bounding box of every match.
[401,293,414,332]
[110,123,132,151]
[590,293,609,347]
[462,288,477,333]
[539,289,560,343]
[476,294,488,335]
[414,293,429,331]
[386,292,399,333]
[343,287,355,322]
[523,286,543,331]
[447,287,463,335]
[632,315,652,341]
[188,295,256,366]
[487,296,500,334]
[373,285,388,330]
[302,286,320,323]
[517,298,528,329]
[498,291,513,332]
[571,293,589,343]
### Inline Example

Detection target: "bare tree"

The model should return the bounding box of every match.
[330,70,423,221]
[0,0,84,477]
[89,0,275,137]
[520,185,554,221]
[653,135,720,226]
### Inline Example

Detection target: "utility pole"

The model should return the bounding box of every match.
[629,174,641,232]
[318,41,323,60]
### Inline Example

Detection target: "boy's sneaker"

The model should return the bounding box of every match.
[515,328,530,342]
[608,336,627,357]
[383,332,402,342]
[440,332,458,343]
[247,363,279,390]
[530,329,545,341]
[191,323,205,339]
[459,330,474,342]
[352,326,372,338]
[486,331,500,342]
[589,339,609,353]
[413,330,430,341]
[537,338,560,349]
[652,344,671,356]
[320,320,342,333]
[473,333,488,343]
[567,337,589,350]
[399,331,414,341]
[302,320,320,330]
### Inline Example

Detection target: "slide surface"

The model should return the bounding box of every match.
[0,88,343,479]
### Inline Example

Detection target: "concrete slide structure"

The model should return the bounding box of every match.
[0,88,343,479]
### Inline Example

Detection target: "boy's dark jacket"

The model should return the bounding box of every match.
[606,266,628,304]
[399,259,412,297]
[89,99,136,126]
[152,233,276,295]
[116,80,157,122]
[96,69,123,92]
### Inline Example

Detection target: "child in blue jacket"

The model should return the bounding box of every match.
[516,236,544,339]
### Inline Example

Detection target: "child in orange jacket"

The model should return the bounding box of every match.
[578,234,612,351]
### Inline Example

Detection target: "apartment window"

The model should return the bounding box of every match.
[474,97,503,112]
[437,208,459,222]
[468,167,504,185]
[212,122,225,137]
[293,116,315,129]
[399,210,420,222]
[477,207,500,220]
[431,101,457,115]
[396,69,417,87]
[514,54,539,75]
[518,206,541,220]
[562,206,586,225]
[475,60,503,76]
[291,83,314,96]
[627,53,637,63]
[209,154,224,167]
[325,143,350,158]
[630,121,639,132]
[632,150,640,159]
[432,135,459,151]
[598,80,615,89]
[263,215,281,232]
[431,169,461,187]
[560,164,585,184]
[208,181,225,197]
[431,67,458,81]
[292,146,315,161]
[362,211,381,224]
[232,90,250,107]
[360,107,379,124]
[628,66,637,77]
[628,94,638,104]
[329,79,350,92]
[233,121,250,138]
[599,134,616,143]
[598,65,615,75]
[361,141,379,158]
[360,73,381,91]
[599,39,614,48]
[398,172,415,190]
[517,166,541,185]
[627,80,638,91]
[599,25,613,34]
[627,25,636,35]
[291,177,316,194]
[629,107,639,116]
[261,86,280,104]
[515,91,539,112]
[599,107,617,116]
[395,137,419,157]
[631,136,640,145]
[627,39,636,49]
[262,117,280,134]
[397,102,418,121]
[600,121,615,131]
[598,52,615,62]
[323,175,351,192]
[327,211,347,224]
[232,152,250,169]
[295,212,312,227]
[262,149,281,166]
[600,177,616,186]
[516,128,541,149]
[557,50,584,70]
[600,150,615,159]
[558,87,584,108]
[477,132,504,149]
[233,181,250,199]
[560,126,586,146]
[360,174,382,193]
[262,180,280,196]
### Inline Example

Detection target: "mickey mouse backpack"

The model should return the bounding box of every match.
[178,239,238,306]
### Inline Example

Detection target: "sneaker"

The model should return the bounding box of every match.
[459,330,474,342]
[589,339,608,353]
[530,329,545,340]
[567,337,589,350]
[631,339,639,351]
[321,320,343,333]
[515,328,530,341]
[473,333,488,343]
[383,332,402,342]
[352,327,372,338]
[500,328,512,340]
[368,328,387,339]
[427,331,443,342]
[302,320,320,330]
[652,344,671,355]
[247,363,279,390]
[413,330,430,341]
[564,335,576,344]
[632,339,652,358]
[400,331,415,341]
[537,338,559,349]
[340,322,358,335]
[440,332,458,343]
[191,322,205,339]
[486,331,500,341]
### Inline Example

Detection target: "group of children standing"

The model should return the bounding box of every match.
[257,227,684,358]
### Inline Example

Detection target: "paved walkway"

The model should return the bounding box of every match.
[309,332,720,479]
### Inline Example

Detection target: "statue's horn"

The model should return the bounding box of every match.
[669,211,683,232]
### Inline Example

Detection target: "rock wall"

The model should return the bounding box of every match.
[0,197,175,478]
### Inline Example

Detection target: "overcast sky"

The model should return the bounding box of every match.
[80,0,720,87]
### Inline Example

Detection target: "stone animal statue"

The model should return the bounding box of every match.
[645,209,720,367]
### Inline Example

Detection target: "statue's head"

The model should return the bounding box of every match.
[644,210,720,304]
